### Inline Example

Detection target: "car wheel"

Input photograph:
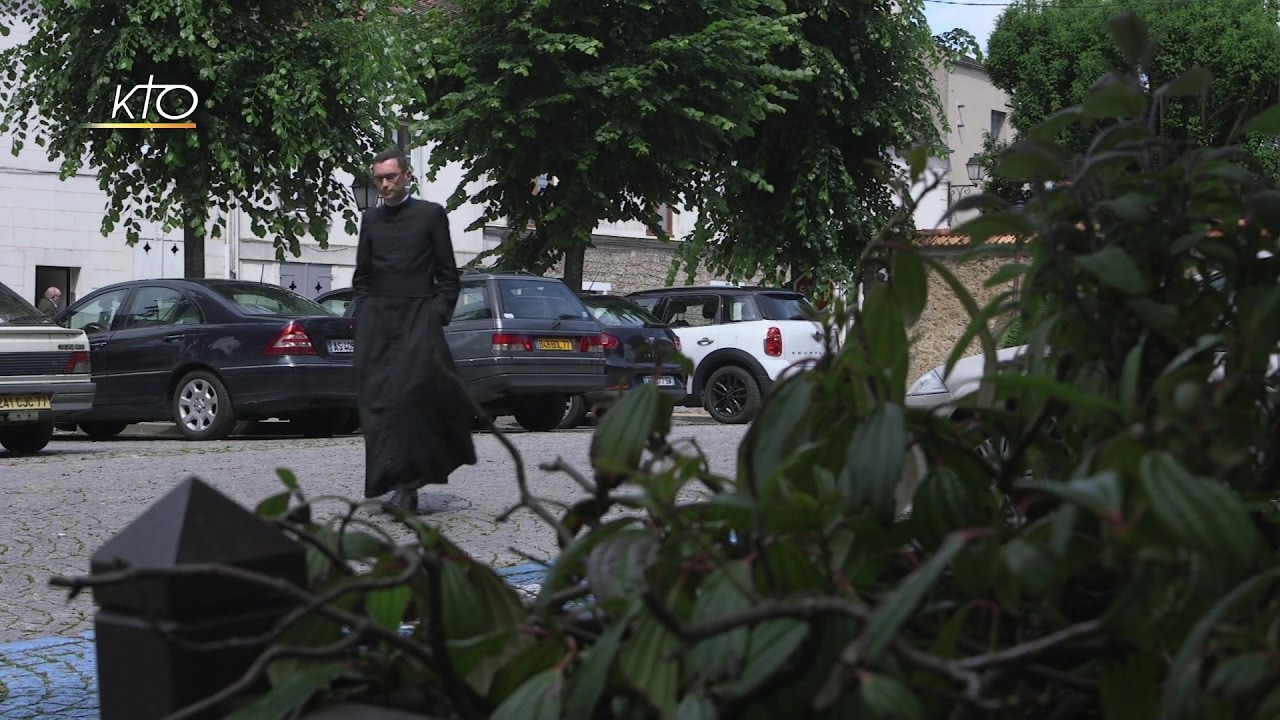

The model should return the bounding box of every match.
[79,421,128,440]
[556,395,588,429]
[703,365,762,424]
[514,395,567,432]
[292,413,339,439]
[0,419,55,455]
[172,370,236,441]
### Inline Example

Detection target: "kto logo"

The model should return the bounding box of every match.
[81,75,199,130]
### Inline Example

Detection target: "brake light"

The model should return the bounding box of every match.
[493,333,534,352]
[673,335,681,351]
[64,351,91,374]
[764,327,783,357]
[264,322,316,355]
[598,333,619,352]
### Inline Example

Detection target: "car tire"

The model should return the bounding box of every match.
[292,413,340,439]
[702,365,762,424]
[514,395,567,432]
[0,419,55,455]
[79,421,128,440]
[557,395,589,429]
[172,369,236,441]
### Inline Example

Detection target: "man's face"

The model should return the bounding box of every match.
[372,159,411,204]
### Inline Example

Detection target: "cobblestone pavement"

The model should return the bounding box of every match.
[0,417,746,717]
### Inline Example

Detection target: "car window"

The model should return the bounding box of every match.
[64,289,131,334]
[756,292,814,321]
[630,296,661,314]
[0,281,50,326]
[121,286,203,329]
[452,283,493,322]
[497,279,591,320]
[726,296,762,322]
[319,294,353,317]
[582,297,663,327]
[663,296,720,328]
[208,282,332,317]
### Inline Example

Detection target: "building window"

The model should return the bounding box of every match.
[646,204,675,236]
[991,110,1007,139]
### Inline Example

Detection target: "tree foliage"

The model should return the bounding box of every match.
[678,0,945,287]
[0,0,419,277]
[986,0,1280,169]
[408,0,802,291]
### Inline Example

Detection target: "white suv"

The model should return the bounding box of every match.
[627,286,827,423]
[0,281,95,454]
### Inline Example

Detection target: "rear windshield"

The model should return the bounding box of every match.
[582,296,663,328]
[756,293,814,321]
[0,281,52,325]
[497,279,591,320]
[208,282,332,317]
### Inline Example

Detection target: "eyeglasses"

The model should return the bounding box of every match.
[373,171,406,182]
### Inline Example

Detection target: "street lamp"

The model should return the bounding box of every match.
[351,175,379,211]
[965,153,984,184]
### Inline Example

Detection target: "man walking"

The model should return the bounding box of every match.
[36,286,61,317]
[352,149,477,513]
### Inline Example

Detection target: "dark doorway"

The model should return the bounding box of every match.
[34,265,77,310]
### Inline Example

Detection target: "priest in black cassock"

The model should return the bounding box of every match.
[352,149,477,513]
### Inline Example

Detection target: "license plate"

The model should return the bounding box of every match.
[0,394,51,410]
[536,338,573,351]
[328,340,355,353]
[643,376,677,387]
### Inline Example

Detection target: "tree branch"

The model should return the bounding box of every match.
[642,591,871,642]
[955,619,1102,671]
[424,552,489,719]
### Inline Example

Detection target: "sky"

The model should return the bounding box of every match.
[923,0,1007,56]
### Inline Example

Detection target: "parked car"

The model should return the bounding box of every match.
[626,285,827,423]
[557,293,685,427]
[52,279,356,441]
[0,280,96,454]
[315,270,606,431]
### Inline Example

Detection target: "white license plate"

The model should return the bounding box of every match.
[328,340,355,353]
[642,376,677,387]
[2,410,40,423]
[0,394,51,410]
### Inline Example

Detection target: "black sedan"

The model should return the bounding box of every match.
[578,293,685,408]
[53,279,356,441]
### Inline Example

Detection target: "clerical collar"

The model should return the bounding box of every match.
[384,193,412,207]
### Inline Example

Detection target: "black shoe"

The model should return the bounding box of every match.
[389,489,420,513]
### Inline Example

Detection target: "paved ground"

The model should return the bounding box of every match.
[0,415,746,719]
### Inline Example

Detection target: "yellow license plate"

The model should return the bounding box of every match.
[536,338,574,351]
[0,394,51,411]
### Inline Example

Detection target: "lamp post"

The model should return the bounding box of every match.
[947,153,985,208]
[351,175,379,211]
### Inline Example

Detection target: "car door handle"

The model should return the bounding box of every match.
[163,333,185,343]
[697,338,714,346]
[90,341,107,349]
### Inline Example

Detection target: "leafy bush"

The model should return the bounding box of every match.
[59,12,1280,720]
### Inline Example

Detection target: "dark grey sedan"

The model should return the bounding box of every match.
[54,279,356,440]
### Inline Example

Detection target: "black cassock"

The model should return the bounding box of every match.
[352,197,477,498]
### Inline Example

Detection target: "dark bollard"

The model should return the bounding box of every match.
[90,477,306,720]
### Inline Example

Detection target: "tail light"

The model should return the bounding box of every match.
[598,333,619,352]
[673,335,682,351]
[64,351,91,374]
[264,321,316,355]
[764,326,783,357]
[579,334,605,353]
[493,333,534,352]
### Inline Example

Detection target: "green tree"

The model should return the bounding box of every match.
[0,0,419,278]
[986,0,1280,168]
[677,0,945,288]
[408,0,801,291]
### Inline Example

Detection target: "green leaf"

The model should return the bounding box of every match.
[1107,11,1150,66]
[1139,453,1261,570]
[1019,472,1122,520]
[1100,193,1154,222]
[227,662,347,720]
[685,562,753,684]
[717,620,807,698]
[986,372,1124,416]
[537,518,636,606]
[1075,245,1149,295]
[1207,652,1271,701]
[840,403,907,521]
[254,491,289,518]
[743,373,813,492]
[1159,66,1213,98]
[1243,104,1280,136]
[1027,105,1084,141]
[860,673,925,720]
[1101,654,1161,720]
[565,611,634,720]
[891,251,928,326]
[676,691,717,720]
[275,467,300,491]
[365,585,411,629]
[591,382,661,481]
[586,529,657,606]
[491,667,564,720]
[619,615,679,717]
[857,533,968,662]
[1121,340,1145,409]
[861,288,909,392]
[995,140,1065,181]
[1083,81,1149,119]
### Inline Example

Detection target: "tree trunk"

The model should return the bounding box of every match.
[181,186,207,279]
[562,243,586,292]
